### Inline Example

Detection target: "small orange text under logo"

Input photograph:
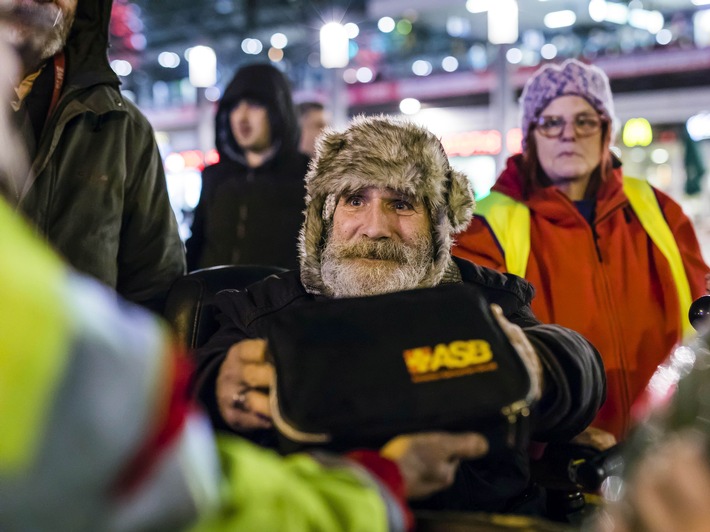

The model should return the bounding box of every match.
[403,340,498,383]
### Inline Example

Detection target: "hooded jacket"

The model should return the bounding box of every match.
[9,0,185,314]
[191,116,605,515]
[185,64,310,271]
[453,154,710,440]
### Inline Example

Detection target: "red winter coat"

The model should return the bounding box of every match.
[454,155,709,439]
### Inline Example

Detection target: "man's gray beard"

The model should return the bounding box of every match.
[0,42,28,198]
[320,229,435,298]
[0,4,75,73]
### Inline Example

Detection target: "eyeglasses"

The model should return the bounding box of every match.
[534,113,604,139]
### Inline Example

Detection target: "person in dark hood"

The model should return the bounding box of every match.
[0,0,186,314]
[186,63,310,271]
[191,115,606,515]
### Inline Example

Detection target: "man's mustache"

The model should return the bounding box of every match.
[336,239,411,263]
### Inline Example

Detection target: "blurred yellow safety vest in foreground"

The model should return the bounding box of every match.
[0,197,393,532]
[475,176,693,337]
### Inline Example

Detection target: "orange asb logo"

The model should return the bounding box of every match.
[403,340,498,383]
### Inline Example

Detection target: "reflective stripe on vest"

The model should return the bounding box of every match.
[622,177,693,337]
[475,178,693,337]
[474,191,530,278]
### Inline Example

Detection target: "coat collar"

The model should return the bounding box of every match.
[492,154,629,225]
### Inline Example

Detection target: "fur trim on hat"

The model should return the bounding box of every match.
[299,114,474,295]
[520,59,617,151]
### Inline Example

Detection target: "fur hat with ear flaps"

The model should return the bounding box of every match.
[299,114,475,295]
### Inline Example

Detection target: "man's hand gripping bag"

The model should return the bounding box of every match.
[267,284,536,453]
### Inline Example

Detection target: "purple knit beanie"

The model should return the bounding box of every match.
[519,59,617,151]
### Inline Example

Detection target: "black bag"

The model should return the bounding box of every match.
[267,283,536,453]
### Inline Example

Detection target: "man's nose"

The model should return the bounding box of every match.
[360,204,395,239]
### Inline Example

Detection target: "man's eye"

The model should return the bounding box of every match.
[393,200,414,211]
[345,196,364,207]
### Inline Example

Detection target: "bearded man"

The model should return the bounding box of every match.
[0,0,185,313]
[191,115,605,514]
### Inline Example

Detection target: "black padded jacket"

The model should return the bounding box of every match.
[191,256,606,514]
[185,64,309,271]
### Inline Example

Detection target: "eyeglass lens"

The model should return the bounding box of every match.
[536,114,602,138]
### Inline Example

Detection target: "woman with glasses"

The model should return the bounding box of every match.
[453,59,710,446]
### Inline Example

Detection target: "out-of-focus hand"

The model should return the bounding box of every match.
[380,432,489,499]
[571,426,617,452]
[491,304,544,401]
[216,338,274,431]
[597,431,710,532]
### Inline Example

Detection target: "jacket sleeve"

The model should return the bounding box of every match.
[655,188,710,299]
[195,440,408,532]
[191,289,254,432]
[458,263,606,442]
[524,323,606,441]
[453,216,508,273]
[116,105,186,314]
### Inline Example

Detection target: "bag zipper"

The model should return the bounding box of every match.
[500,346,538,448]
[501,399,532,448]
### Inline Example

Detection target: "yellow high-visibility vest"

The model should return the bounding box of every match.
[475,177,693,337]
[0,199,70,472]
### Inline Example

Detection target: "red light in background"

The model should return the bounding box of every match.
[182,150,204,170]
[164,149,220,172]
[440,128,523,157]
[205,149,220,165]
[442,130,502,157]
[506,128,522,154]
[658,130,677,143]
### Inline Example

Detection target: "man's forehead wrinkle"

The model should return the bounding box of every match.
[338,186,424,203]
